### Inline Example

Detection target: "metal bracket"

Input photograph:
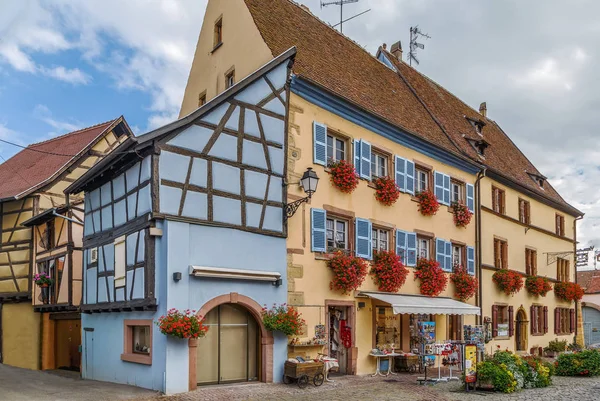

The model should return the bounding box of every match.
[284,197,310,219]
[545,251,574,266]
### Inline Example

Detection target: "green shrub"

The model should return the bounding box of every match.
[555,350,600,377]
[476,361,518,393]
[544,338,568,353]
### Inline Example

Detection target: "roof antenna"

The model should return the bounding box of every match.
[321,0,370,34]
[408,26,431,67]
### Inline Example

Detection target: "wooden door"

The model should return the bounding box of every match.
[56,319,81,371]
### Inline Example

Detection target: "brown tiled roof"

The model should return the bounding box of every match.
[587,275,600,294]
[578,270,600,292]
[244,0,580,215]
[0,119,118,200]
[244,0,460,153]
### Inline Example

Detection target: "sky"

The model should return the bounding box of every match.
[0,0,599,249]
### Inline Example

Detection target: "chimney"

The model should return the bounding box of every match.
[479,102,487,118]
[382,43,387,50]
[390,41,402,60]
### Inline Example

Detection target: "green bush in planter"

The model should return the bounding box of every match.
[476,361,518,393]
[473,351,553,392]
[556,350,600,377]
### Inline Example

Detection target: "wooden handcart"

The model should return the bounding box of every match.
[283,361,325,388]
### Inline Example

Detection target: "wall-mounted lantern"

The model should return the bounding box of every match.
[285,168,319,219]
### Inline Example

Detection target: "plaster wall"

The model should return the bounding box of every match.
[179,0,273,117]
[2,303,41,369]
[286,93,478,374]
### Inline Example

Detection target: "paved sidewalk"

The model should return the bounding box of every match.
[0,364,158,401]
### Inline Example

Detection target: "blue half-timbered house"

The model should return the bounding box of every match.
[65,48,296,394]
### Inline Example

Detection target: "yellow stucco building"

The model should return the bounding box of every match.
[180,0,582,377]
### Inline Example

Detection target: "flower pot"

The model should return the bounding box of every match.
[40,284,49,304]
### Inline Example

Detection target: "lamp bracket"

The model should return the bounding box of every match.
[284,197,310,219]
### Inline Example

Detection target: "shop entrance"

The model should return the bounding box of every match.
[196,303,259,385]
[327,305,352,375]
[515,309,527,352]
[55,319,81,371]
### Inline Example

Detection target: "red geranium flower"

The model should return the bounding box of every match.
[416,190,440,216]
[329,160,359,193]
[373,176,400,206]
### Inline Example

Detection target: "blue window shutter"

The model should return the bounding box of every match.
[353,139,361,176]
[355,218,372,259]
[445,241,453,272]
[443,174,451,205]
[406,160,415,195]
[434,171,444,201]
[311,208,327,252]
[436,238,446,268]
[313,122,327,166]
[360,140,371,179]
[406,232,417,267]
[396,229,407,264]
[466,183,475,212]
[395,156,406,192]
[467,246,475,275]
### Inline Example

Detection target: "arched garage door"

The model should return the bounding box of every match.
[583,306,600,346]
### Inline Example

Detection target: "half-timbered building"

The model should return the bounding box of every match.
[65,49,295,394]
[0,118,131,370]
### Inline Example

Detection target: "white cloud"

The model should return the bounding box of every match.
[39,65,91,85]
[33,104,81,133]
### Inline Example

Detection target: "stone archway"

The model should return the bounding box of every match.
[189,292,274,391]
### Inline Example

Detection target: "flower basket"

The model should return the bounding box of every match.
[328,251,369,295]
[554,282,584,302]
[415,190,440,216]
[373,176,400,206]
[492,269,523,296]
[525,276,552,297]
[328,160,359,193]
[452,201,472,228]
[33,272,53,286]
[450,266,478,301]
[262,304,305,336]
[370,250,409,292]
[414,258,448,297]
[156,308,209,339]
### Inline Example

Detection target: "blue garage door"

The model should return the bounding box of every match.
[583,306,600,346]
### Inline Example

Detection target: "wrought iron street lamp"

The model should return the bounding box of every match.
[285,168,319,219]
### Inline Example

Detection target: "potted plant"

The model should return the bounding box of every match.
[543,339,567,358]
[33,272,53,304]
[328,251,369,294]
[328,160,359,193]
[492,269,524,296]
[414,258,448,297]
[262,303,305,336]
[554,282,584,302]
[415,190,440,216]
[156,308,209,340]
[451,201,472,227]
[373,176,400,206]
[370,250,408,292]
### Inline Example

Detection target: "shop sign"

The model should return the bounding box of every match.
[497,323,509,337]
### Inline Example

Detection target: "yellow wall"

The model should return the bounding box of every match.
[179,0,273,117]
[2,303,41,369]
[480,177,578,352]
[286,94,478,374]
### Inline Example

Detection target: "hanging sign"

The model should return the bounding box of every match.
[464,344,477,383]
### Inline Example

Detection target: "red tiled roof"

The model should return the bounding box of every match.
[0,119,118,200]
[587,275,600,294]
[244,0,580,215]
[578,270,600,293]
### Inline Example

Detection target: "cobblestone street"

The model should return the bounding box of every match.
[158,374,600,401]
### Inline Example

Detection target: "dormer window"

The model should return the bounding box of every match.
[527,172,546,189]
[466,116,486,138]
[467,138,489,158]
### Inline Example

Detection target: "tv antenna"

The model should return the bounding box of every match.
[408,26,431,66]
[321,0,370,34]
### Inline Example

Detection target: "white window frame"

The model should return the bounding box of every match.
[452,245,463,269]
[225,70,235,89]
[326,133,346,164]
[451,181,464,204]
[370,151,388,179]
[417,237,430,259]
[416,168,428,193]
[326,217,348,251]
[372,228,389,252]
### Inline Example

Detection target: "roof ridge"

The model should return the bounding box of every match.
[28,118,117,148]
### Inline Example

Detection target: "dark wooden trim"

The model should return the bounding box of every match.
[81,297,157,314]
[229,99,285,121]
[482,205,575,243]
[0,291,30,301]
[49,311,81,320]
[151,153,160,213]
[86,178,151,215]
[146,228,156,299]
[33,304,78,313]
[0,302,3,363]
[82,214,150,248]
[36,252,68,263]
[202,103,236,155]
[194,121,283,150]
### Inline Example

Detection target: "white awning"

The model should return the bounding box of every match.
[359,291,480,316]
[189,265,281,283]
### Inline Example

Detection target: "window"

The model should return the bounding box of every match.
[531,305,545,335]
[213,17,223,48]
[557,258,570,282]
[114,235,126,288]
[519,199,531,224]
[372,228,389,253]
[375,306,401,347]
[198,91,207,107]
[494,238,508,269]
[415,167,429,193]
[225,69,235,89]
[121,320,152,365]
[326,217,348,251]
[556,214,565,236]
[370,151,388,179]
[450,181,464,204]
[417,237,430,259]
[493,305,510,337]
[492,186,506,214]
[555,308,573,335]
[525,248,537,276]
[452,245,463,269]
[326,133,346,164]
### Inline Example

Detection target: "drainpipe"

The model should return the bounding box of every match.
[574,214,584,345]
[475,168,487,325]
